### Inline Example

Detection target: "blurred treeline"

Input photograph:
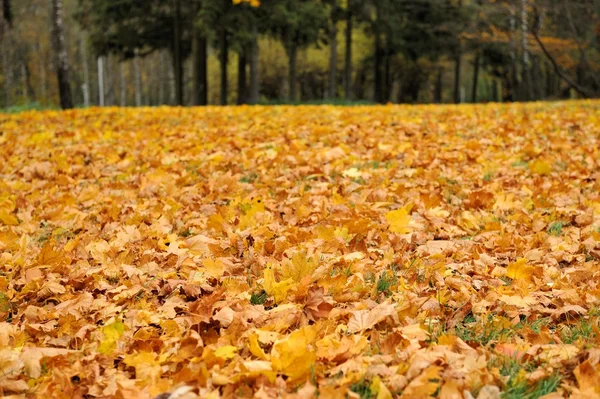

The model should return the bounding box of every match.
[0,0,599,109]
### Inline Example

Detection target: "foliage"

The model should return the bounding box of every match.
[1,101,600,397]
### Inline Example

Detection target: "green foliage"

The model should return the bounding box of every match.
[0,102,53,114]
[560,317,598,345]
[250,290,268,305]
[547,221,564,236]
[376,272,396,297]
[349,378,373,399]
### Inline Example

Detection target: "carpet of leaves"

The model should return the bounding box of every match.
[1,102,600,399]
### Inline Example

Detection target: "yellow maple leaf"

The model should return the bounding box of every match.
[202,258,225,278]
[263,263,295,303]
[123,352,161,383]
[271,326,317,381]
[0,210,18,226]
[238,198,265,230]
[506,258,534,281]
[248,333,268,360]
[281,250,318,283]
[214,345,238,360]
[370,376,393,399]
[385,204,413,234]
[529,159,551,175]
[98,319,125,354]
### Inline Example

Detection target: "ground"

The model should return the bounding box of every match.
[1,102,600,398]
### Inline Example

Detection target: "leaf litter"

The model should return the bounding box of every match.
[0,102,600,398]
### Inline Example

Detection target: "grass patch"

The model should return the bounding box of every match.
[560,317,598,344]
[547,221,565,236]
[259,99,376,106]
[376,272,397,297]
[349,378,373,399]
[250,290,268,305]
[455,314,515,345]
[489,355,561,399]
[0,102,54,114]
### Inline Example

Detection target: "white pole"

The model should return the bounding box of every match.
[97,56,105,106]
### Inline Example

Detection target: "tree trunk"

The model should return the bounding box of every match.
[39,44,47,103]
[453,51,462,103]
[105,56,113,105]
[328,1,338,99]
[158,55,165,104]
[97,56,104,106]
[520,0,533,101]
[287,43,297,102]
[343,1,352,100]
[219,25,229,105]
[134,52,142,106]
[248,22,259,104]
[171,0,183,105]
[80,33,90,107]
[492,78,499,102]
[192,30,208,105]
[472,50,480,102]
[120,62,127,106]
[509,5,519,101]
[383,49,391,102]
[1,41,9,107]
[50,0,73,109]
[434,67,443,103]
[374,3,383,103]
[237,49,247,105]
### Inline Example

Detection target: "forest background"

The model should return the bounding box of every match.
[0,0,599,110]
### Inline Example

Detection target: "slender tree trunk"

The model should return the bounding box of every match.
[120,62,127,106]
[20,63,27,103]
[520,0,533,101]
[374,2,383,103]
[472,50,480,102]
[328,1,338,99]
[171,0,183,105]
[97,56,104,106]
[39,46,47,103]
[434,67,443,103]
[509,5,519,101]
[383,50,391,102]
[105,56,114,105]
[343,1,352,100]
[134,52,142,106]
[158,53,165,104]
[80,33,90,107]
[248,23,259,104]
[219,25,229,105]
[287,44,297,102]
[1,41,9,107]
[50,0,73,109]
[192,29,208,105]
[237,49,247,105]
[453,50,462,103]
[545,61,552,98]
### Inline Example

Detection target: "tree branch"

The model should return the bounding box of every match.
[532,6,595,98]
[564,0,600,88]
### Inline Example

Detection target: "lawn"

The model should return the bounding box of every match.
[1,102,599,398]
